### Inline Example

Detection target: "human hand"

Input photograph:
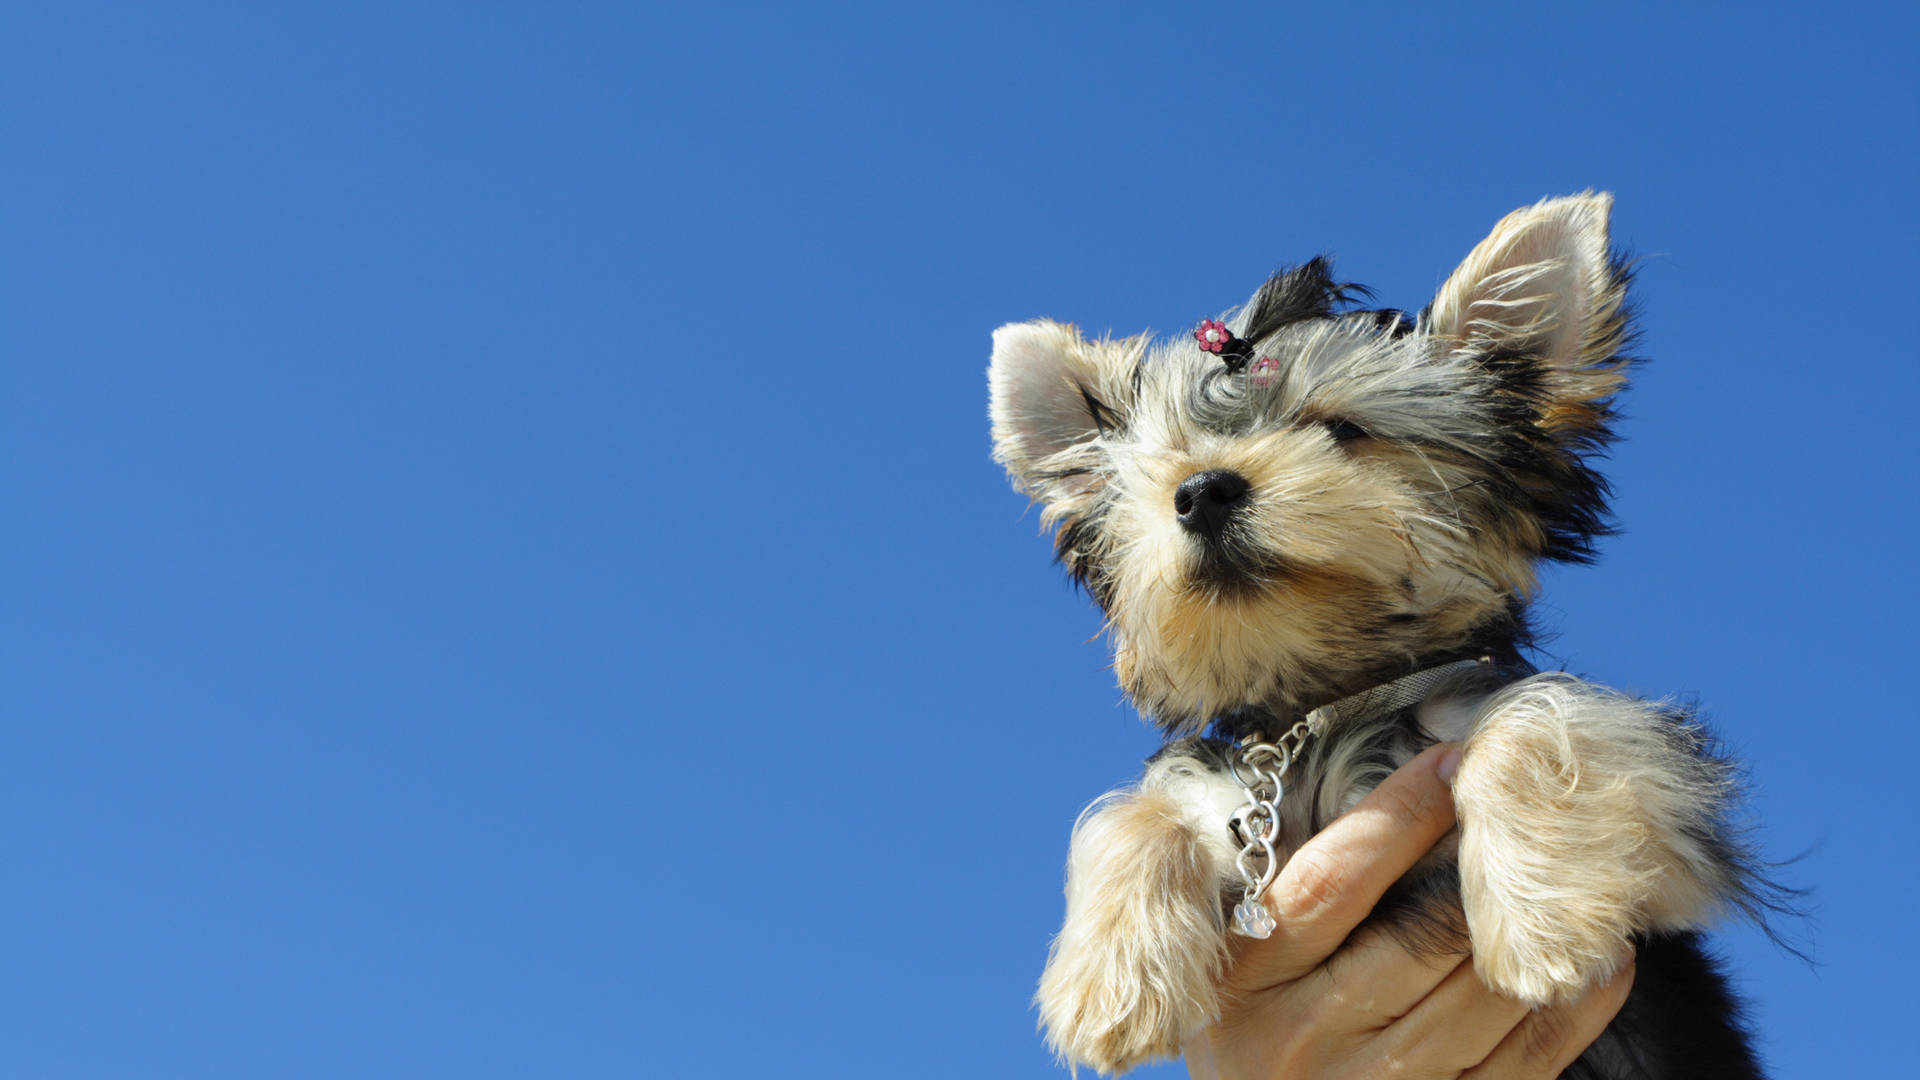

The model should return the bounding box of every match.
[1184,744,1636,1079]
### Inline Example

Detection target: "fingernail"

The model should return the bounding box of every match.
[1436,744,1462,783]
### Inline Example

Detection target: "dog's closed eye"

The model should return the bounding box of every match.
[1324,419,1368,443]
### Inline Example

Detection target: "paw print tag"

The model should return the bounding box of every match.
[1232,898,1275,938]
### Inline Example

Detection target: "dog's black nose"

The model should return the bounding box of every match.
[1174,470,1251,537]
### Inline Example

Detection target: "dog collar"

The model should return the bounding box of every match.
[1226,657,1490,938]
[1302,657,1490,736]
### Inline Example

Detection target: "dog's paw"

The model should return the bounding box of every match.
[1458,878,1633,1006]
[1036,787,1227,1074]
[1451,675,1738,1005]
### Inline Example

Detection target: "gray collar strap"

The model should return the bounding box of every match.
[1303,657,1489,735]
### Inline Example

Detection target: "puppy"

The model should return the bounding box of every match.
[989,194,1774,1077]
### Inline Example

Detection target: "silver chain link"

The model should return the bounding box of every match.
[1225,719,1314,938]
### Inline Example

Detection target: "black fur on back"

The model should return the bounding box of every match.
[1567,933,1766,1080]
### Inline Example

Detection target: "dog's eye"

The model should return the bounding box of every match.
[1325,419,1367,443]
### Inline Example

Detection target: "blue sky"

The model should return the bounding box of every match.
[2,3,1914,1077]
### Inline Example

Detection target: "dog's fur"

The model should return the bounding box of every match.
[989,195,1774,1077]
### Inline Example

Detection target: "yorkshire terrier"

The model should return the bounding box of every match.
[988,194,1775,1077]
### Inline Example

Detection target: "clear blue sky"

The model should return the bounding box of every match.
[2,3,1914,1077]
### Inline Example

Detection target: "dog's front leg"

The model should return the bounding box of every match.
[1451,674,1751,1006]
[1036,746,1242,1074]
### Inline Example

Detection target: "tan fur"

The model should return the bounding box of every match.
[1452,675,1738,1005]
[1037,757,1241,1074]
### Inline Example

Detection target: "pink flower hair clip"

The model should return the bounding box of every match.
[1193,319,1256,374]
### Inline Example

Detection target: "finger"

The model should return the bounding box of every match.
[1294,920,1471,1026]
[1181,1030,1222,1080]
[1206,934,1469,1076]
[1226,742,1462,990]
[1462,956,1637,1079]
[1377,956,1531,1074]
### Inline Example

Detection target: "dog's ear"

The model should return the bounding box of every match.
[1427,193,1630,436]
[988,320,1139,515]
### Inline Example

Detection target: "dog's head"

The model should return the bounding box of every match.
[990,194,1633,732]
